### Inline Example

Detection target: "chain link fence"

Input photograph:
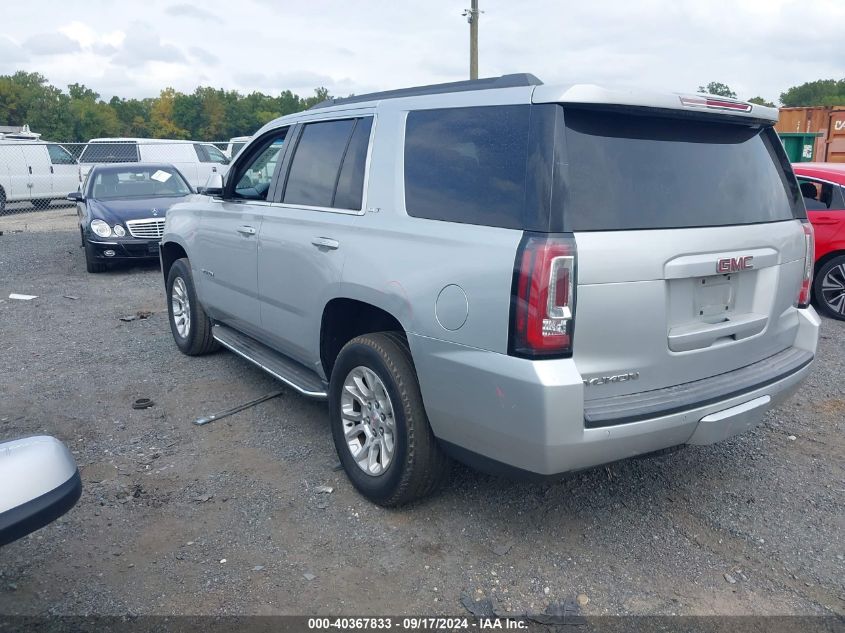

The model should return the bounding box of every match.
[0,139,237,215]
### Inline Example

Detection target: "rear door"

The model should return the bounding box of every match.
[0,144,27,200]
[559,109,807,399]
[257,114,374,367]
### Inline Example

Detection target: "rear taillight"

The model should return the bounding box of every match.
[510,233,576,358]
[797,220,815,308]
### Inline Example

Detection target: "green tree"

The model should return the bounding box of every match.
[109,96,152,137]
[0,72,333,141]
[780,79,845,107]
[150,88,189,138]
[303,87,331,109]
[748,96,776,107]
[698,82,737,98]
[0,71,73,139]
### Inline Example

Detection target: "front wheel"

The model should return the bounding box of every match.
[329,332,450,506]
[813,255,845,320]
[83,237,106,273]
[166,258,219,355]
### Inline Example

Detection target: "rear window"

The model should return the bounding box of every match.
[79,142,139,164]
[561,109,803,231]
[404,105,530,229]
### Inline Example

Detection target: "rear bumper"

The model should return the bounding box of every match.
[410,307,820,477]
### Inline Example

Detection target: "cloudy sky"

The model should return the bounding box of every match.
[1,0,843,103]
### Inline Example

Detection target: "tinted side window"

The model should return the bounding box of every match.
[47,144,76,165]
[333,118,373,210]
[404,105,530,229]
[79,142,139,163]
[283,119,356,208]
[231,130,288,201]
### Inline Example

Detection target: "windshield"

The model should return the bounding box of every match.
[560,109,804,231]
[89,167,192,199]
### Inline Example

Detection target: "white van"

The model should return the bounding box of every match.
[78,138,230,189]
[0,141,79,212]
[225,136,252,159]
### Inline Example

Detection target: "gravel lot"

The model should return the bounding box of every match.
[0,215,843,618]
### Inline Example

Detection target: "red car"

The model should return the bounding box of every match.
[793,163,845,320]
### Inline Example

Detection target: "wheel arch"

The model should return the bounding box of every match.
[814,248,845,276]
[320,297,408,379]
[160,240,189,282]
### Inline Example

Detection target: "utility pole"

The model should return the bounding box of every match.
[463,0,480,80]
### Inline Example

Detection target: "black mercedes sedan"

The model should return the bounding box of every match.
[68,163,194,273]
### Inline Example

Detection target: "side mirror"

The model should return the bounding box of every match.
[66,191,83,202]
[202,173,224,197]
[0,436,81,547]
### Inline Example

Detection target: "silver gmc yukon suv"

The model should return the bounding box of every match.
[160,74,820,506]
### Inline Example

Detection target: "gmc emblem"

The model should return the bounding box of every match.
[717,256,754,273]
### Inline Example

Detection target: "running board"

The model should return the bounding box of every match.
[212,324,328,399]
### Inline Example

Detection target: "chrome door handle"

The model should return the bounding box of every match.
[311,237,339,250]
[237,225,256,236]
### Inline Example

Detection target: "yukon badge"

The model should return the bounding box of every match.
[584,372,640,387]
[717,255,753,273]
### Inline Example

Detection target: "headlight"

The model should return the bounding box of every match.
[113,224,126,237]
[90,219,112,238]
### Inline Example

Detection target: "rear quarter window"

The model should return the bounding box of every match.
[404,105,531,229]
[559,109,803,231]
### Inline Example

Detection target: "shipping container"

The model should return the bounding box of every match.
[776,106,845,163]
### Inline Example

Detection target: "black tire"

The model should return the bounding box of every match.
[83,237,107,273]
[0,187,6,214]
[813,255,845,320]
[166,258,219,355]
[329,332,450,506]
[32,199,50,210]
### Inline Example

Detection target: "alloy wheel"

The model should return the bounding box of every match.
[340,366,396,476]
[171,277,191,338]
[821,263,845,316]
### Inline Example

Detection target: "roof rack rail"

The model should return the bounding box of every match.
[309,73,543,110]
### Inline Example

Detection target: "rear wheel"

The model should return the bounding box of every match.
[166,258,219,355]
[329,332,450,506]
[814,255,845,320]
